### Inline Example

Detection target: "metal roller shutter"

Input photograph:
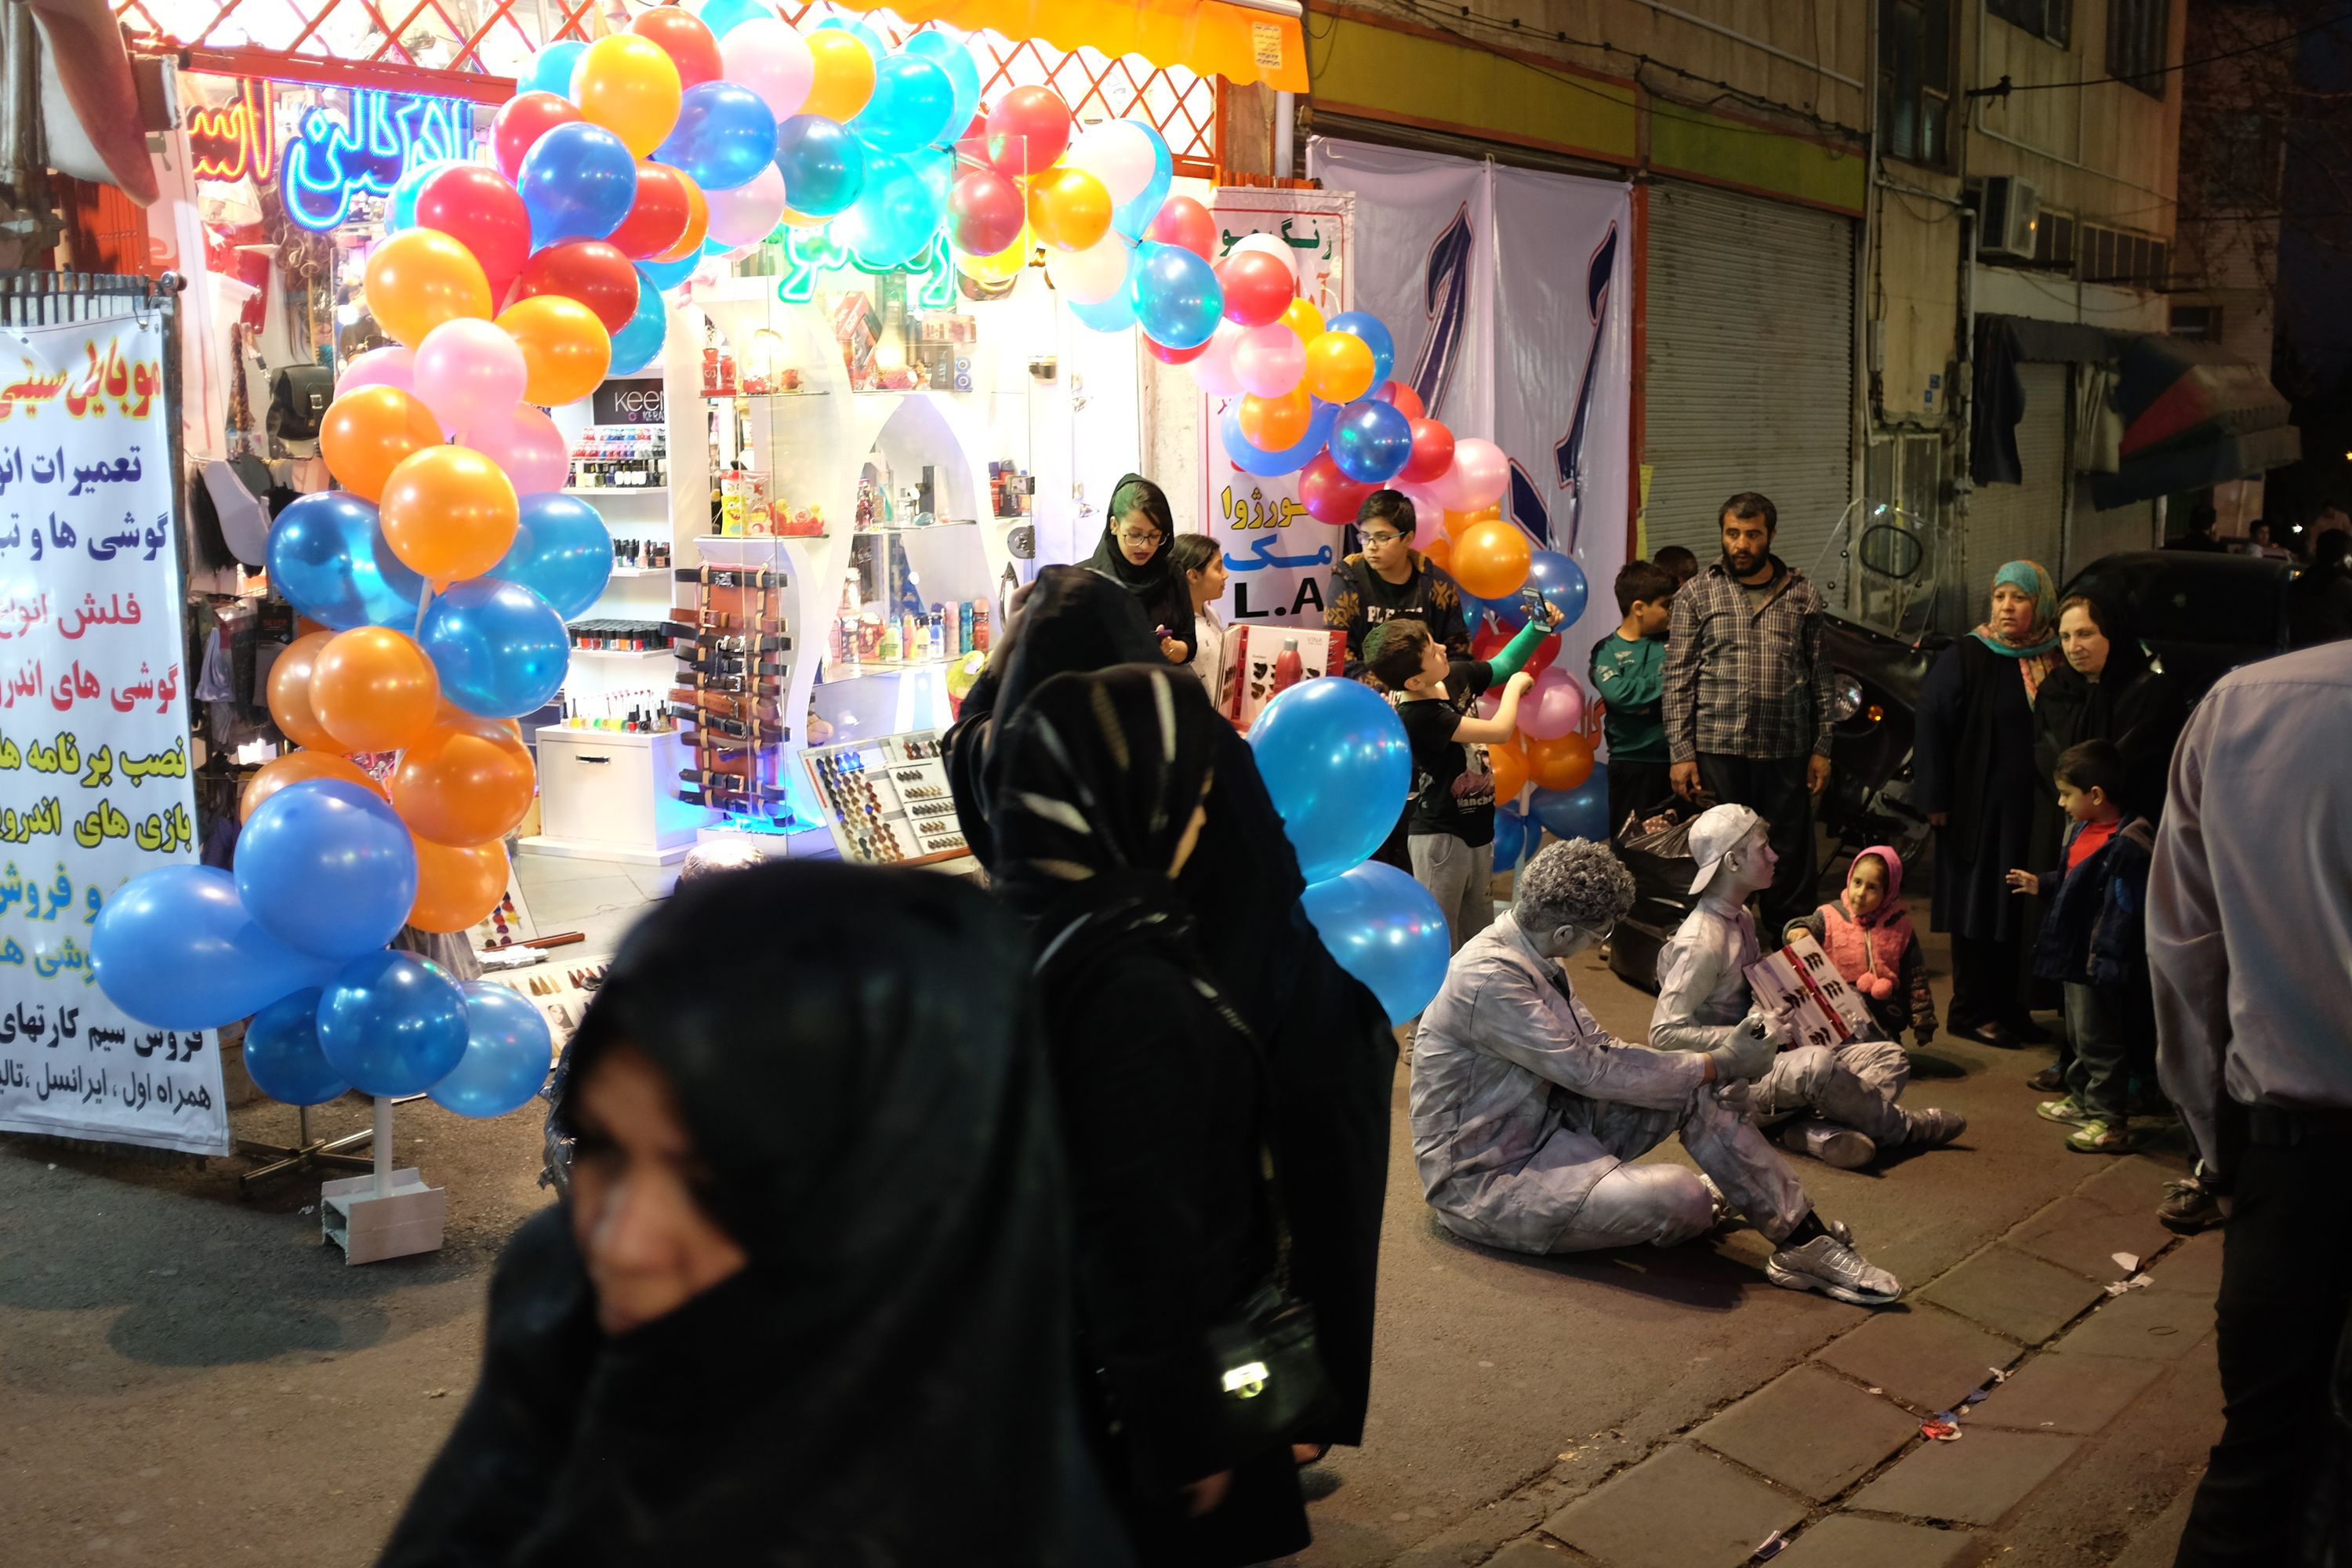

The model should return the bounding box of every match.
[1965,361,2068,608]
[1643,181,1857,579]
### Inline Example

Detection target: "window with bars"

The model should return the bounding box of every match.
[2107,0,2172,97]
[2077,223,2169,287]
[1988,0,2071,46]
[1878,0,1952,168]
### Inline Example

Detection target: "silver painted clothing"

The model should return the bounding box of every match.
[1410,913,1809,1254]
[1650,902,1759,1055]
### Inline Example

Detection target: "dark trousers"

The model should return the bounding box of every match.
[2061,981,2131,1122]
[1950,933,2026,1033]
[2175,1133,2352,1567]
[1696,753,1815,932]
[1606,758,1674,841]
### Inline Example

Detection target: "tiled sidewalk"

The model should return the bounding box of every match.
[1472,1156,2220,1566]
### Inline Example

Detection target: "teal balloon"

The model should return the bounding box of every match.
[430,982,554,1118]
[1128,241,1221,347]
[1531,779,1611,842]
[902,31,980,145]
[243,989,350,1106]
[775,114,866,217]
[235,782,418,960]
[815,15,886,61]
[1300,862,1451,1025]
[419,577,571,719]
[655,82,778,192]
[385,158,461,233]
[1220,400,1336,477]
[609,264,669,376]
[637,252,699,292]
[1068,289,1138,333]
[266,492,426,631]
[691,0,770,38]
[316,952,470,1099]
[1327,311,1396,386]
[495,493,614,620]
[1111,122,1172,240]
[520,42,586,99]
[853,55,958,154]
[91,866,345,1031]
[1246,675,1411,882]
[837,151,938,267]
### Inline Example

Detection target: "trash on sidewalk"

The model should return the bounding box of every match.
[2112,1250,2140,1272]
[1922,1412,1964,1441]
[1751,1527,1787,1560]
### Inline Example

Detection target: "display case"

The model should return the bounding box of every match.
[800,729,972,866]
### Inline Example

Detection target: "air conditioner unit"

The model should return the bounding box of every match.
[1976,176,2042,260]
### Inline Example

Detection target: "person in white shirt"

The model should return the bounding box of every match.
[1167,533,1232,713]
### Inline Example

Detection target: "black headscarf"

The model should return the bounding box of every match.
[379,862,1131,1568]
[1083,474,1196,662]
[2033,589,2181,817]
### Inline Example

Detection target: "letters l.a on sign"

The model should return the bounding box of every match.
[592,379,666,426]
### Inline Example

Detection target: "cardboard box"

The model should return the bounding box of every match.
[1744,931,1875,1049]
[1225,625,1348,727]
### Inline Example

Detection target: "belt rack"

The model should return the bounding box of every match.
[671,565,793,822]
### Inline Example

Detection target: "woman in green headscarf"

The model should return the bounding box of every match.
[1914,561,2063,1047]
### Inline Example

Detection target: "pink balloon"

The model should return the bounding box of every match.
[1413,506,1446,550]
[720,17,815,121]
[1190,321,1245,398]
[1517,668,1585,740]
[338,345,416,397]
[705,162,787,248]
[1444,437,1511,511]
[472,404,571,495]
[1475,688,1501,720]
[412,318,528,443]
[1232,324,1305,398]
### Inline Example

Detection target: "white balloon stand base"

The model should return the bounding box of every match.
[320,1097,445,1265]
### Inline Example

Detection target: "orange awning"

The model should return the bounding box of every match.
[832,0,1308,92]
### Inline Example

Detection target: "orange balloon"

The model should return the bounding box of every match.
[391,715,537,846]
[574,33,683,158]
[802,31,877,122]
[240,750,385,822]
[653,174,711,262]
[1239,387,1312,450]
[1490,738,1528,802]
[1303,330,1377,405]
[266,632,345,754]
[408,836,510,932]
[1526,733,1595,793]
[497,295,612,407]
[320,386,445,503]
[1278,295,1325,341]
[311,626,441,753]
[364,228,493,347]
[1442,503,1501,543]
[1026,166,1113,252]
[1423,534,1453,572]
[1453,518,1534,600]
[380,445,521,586]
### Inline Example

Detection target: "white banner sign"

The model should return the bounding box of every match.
[0,312,225,1155]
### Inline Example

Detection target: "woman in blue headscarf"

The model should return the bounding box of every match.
[1914,561,2063,1047]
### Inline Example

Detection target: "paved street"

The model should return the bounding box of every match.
[0,858,2219,1567]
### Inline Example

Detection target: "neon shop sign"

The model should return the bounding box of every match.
[278,90,474,231]
[187,79,277,184]
[775,230,959,310]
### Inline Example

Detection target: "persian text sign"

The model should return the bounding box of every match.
[0,314,224,1155]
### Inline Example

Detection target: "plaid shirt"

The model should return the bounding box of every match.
[1661,557,1835,761]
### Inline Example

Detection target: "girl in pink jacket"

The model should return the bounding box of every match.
[1784,846,1938,1047]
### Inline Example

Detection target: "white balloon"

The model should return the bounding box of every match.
[705,162,788,247]
[1228,232,1300,285]
[1065,119,1157,206]
[1190,321,1246,398]
[1055,230,1134,305]
[721,17,815,121]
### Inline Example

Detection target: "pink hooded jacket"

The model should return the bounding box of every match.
[1817,845,1914,1002]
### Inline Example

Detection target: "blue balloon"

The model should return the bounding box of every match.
[266,492,426,632]
[517,121,637,246]
[1219,400,1337,477]
[775,114,866,217]
[384,158,461,234]
[836,151,939,267]
[235,782,419,960]
[91,866,345,1030]
[852,54,958,154]
[419,578,572,719]
[1247,676,1412,883]
[243,988,351,1106]
[1330,397,1414,484]
[655,82,779,192]
[316,952,470,1099]
[1327,311,1396,387]
[1531,778,1612,842]
[637,252,699,292]
[430,982,554,1117]
[1067,289,1138,333]
[495,494,614,619]
[1492,806,1530,873]
[1523,550,1591,626]
[607,266,668,378]
[691,0,770,38]
[815,14,887,61]
[1129,241,1222,349]
[520,41,586,97]
[1301,861,1452,1025]
[1112,122,1174,241]
[902,31,981,147]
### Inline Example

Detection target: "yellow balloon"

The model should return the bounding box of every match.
[802,31,877,123]
[1304,329,1377,405]
[576,33,683,158]
[956,227,1033,282]
[1027,167,1112,252]
[1279,296,1325,341]
[497,296,613,407]
[364,229,492,348]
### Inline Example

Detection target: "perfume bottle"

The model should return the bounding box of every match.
[1272,637,1304,696]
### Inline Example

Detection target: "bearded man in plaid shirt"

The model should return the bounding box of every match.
[1661,492,1836,932]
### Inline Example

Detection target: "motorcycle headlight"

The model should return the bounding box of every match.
[1828,672,1864,723]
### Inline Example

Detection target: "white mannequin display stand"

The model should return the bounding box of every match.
[319,1097,445,1265]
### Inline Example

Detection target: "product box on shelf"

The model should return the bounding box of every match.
[1223,626,1347,728]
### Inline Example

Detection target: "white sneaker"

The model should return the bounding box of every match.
[1766,1230,1903,1306]
[1780,1118,1877,1169]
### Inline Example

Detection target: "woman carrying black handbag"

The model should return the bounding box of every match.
[989,664,1317,1567]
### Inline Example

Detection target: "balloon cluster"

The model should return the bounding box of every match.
[1244,679,1450,1025]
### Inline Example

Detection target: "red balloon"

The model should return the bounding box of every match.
[1472,621,1556,676]
[492,92,584,183]
[1145,336,1210,366]
[1375,379,1426,420]
[606,162,692,260]
[1146,195,1216,260]
[1401,417,1457,485]
[1218,250,1294,328]
[985,85,1073,176]
[415,165,531,297]
[948,167,1025,257]
[630,5,724,88]
[516,241,641,334]
[1299,452,1377,526]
